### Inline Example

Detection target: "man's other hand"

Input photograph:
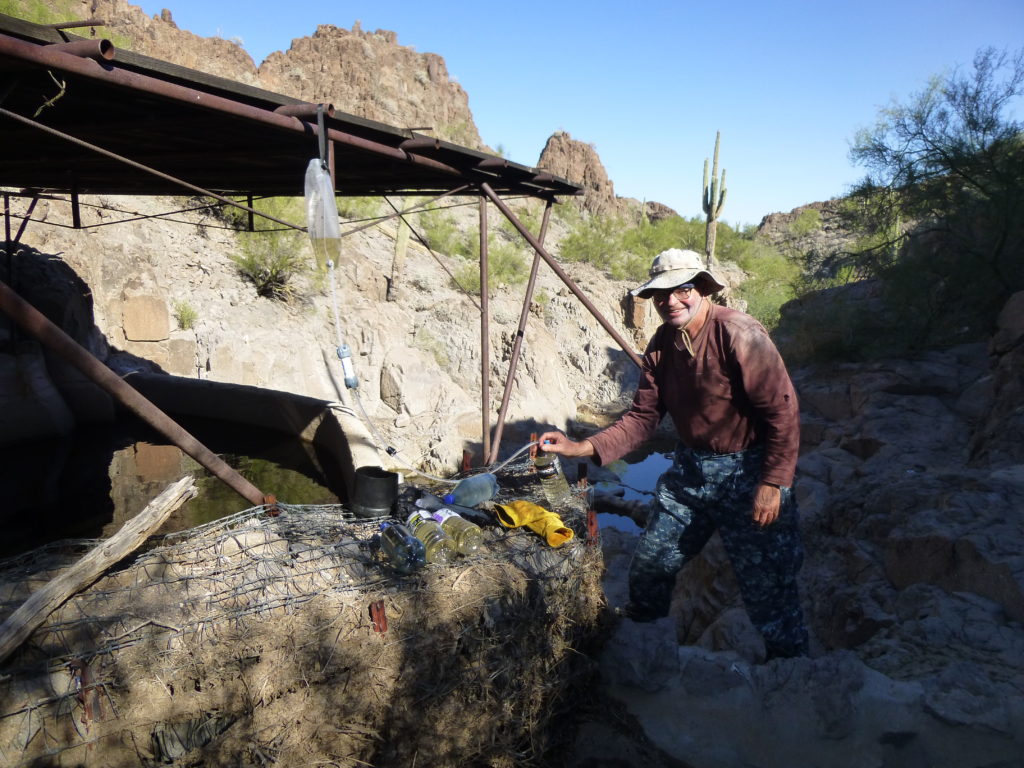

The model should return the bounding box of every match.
[753,483,781,527]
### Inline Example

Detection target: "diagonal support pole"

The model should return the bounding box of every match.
[479,183,642,372]
[0,276,268,507]
[0,105,305,232]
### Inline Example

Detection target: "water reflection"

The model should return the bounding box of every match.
[595,446,673,535]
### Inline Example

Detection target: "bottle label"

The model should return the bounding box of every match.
[406,510,427,526]
[536,463,559,480]
[431,509,457,524]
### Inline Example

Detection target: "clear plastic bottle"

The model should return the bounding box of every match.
[534,448,572,507]
[443,473,499,507]
[415,492,493,527]
[431,509,485,556]
[378,522,426,574]
[406,511,458,565]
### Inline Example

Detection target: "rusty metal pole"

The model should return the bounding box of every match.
[479,195,491,464]
[0,106,304,232]
[12,195,37,245]
[479,183,643,369]
[0,33,474,182]
[487,200,552,464]
[0,277,268,507]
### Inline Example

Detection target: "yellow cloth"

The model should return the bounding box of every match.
[494,500,574,547]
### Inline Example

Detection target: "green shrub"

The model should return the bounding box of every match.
[337,196,381,221]
[621,216,705,257]
[417,207,474,257]
[557,215,626,269]
[173,300,198,330]
[453,240,528,294]
[231,228,308,300]
[607,251,649,282]
[221,197,310,299]
[413,327,450,369]
[789,208,821,237]
[731,240,801,329]
[552,200,582,228]
[1,0,133,48]
[500,199,543,238]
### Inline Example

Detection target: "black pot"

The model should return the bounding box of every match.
[351,465,399,517]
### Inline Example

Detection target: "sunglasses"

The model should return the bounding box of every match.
[651,284,696,304]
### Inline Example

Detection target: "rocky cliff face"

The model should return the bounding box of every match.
[537,131,631,218]
[83,0,261,83]
[756,198,860,276]
[259,24,483,148]
[82,1,482,147]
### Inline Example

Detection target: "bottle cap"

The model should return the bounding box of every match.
[443,493,455,504]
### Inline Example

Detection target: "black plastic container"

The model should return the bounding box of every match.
[351,465,399,517]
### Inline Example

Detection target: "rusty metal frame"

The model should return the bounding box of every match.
[478,195,490,462]
[480,182,642,370]
[0,130,643,474]
[0,105,307,232]
[0,18,646,485]
[479,187,646,463]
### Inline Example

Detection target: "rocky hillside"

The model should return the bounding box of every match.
[82,1,478,148]
[3,0,650,467]
[75,1,634,202]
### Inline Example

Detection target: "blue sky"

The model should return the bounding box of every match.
[135,0,1023,227]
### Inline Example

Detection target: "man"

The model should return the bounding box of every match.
[539,248,809,659]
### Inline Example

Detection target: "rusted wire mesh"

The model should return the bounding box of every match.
[0,454,605,767]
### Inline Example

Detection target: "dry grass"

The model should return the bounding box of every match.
[0,463,605,767]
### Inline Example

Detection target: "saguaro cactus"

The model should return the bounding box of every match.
[702,131,727,269]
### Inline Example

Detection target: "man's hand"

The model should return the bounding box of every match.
[536,431,595,459]
[753,483,781,527]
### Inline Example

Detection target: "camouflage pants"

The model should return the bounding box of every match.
[628,443,809,658]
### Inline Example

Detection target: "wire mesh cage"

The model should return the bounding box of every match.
[0,452,605,767]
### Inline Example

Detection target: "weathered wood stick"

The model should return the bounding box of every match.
[0,475,197,665]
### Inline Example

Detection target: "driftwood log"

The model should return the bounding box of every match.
[0,475,197,665]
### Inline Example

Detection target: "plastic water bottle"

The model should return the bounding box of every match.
[431,509,484,556]
[443,473,499,507]
[534,448,572,507]
[378,522,426,574]
[415,491,493,527]
[406,511,458,565]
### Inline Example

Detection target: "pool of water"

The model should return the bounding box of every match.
[592,442,674,535]
[0,414,344,559]
[0,412,679,558]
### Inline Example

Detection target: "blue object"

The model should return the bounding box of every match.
[442,473,499,507]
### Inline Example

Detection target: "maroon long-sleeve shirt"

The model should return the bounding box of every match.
[587,304,800,487]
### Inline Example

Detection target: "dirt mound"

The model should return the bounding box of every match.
[0,460,604,767]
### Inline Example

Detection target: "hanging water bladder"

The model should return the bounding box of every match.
[304,104,341,271]
[304,158,341,271]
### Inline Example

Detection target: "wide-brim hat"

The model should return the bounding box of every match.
[630,248,725,298]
